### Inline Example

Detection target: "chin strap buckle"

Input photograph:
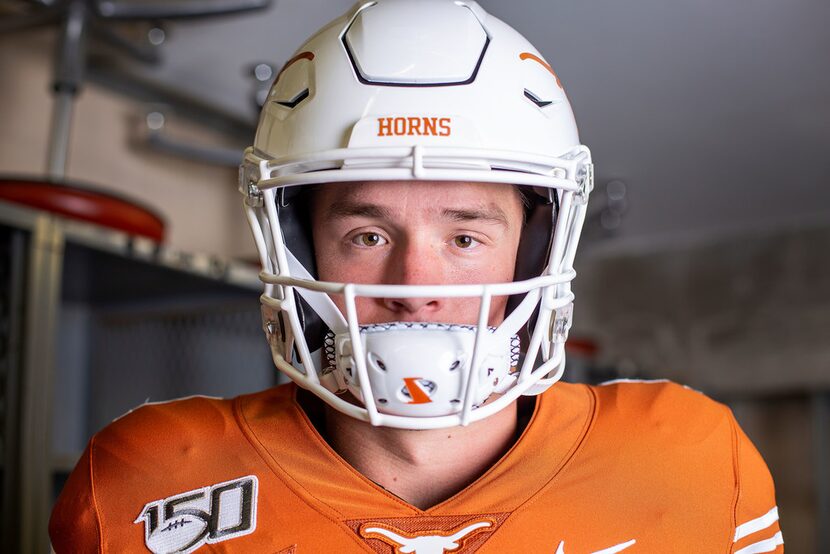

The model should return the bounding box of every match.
[240,161,264,207]
[262,304,296,364]
[550,302,574,344]
[575,162,594,205]
[246,183,264,208]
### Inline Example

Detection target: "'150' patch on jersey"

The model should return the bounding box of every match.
[134,475,258,554]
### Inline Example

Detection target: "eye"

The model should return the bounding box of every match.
[453,235,479,249]
[352,232,387,247]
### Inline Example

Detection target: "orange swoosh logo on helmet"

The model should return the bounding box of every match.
[275,51,315,83]
[519,52,563,89]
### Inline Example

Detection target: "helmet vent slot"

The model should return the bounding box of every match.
[368,352,387,371]
[524,89,552,108]
[275,88,310,109]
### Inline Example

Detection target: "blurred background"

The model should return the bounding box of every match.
[0,0,828,552]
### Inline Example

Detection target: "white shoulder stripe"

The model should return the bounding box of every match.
[598,378,671,386]
[112,394,224,423]
[734,506,779,541]
[734,531,783,554]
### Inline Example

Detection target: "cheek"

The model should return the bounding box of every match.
[451,241,519,326]
[449,242,519,285]
[314,236,380,283]
[314,245,386,321]
[489,296,510,326]
[440,296,510,326]
[330,295,395,326]
[312,236,338,281]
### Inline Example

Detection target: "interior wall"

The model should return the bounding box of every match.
[0,29,256,260]
[731,396,817,554]
[574,223,830,393]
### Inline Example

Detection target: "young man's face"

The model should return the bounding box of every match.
[311,180,525,326]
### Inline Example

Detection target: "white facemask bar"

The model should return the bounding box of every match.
[240,145,589,194]
[242,145,592,429]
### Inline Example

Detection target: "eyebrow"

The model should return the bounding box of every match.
[324,201,510,227]
[441,206,510,226]
[325,201,393,220]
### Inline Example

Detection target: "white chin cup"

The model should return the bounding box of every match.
[324,323,520,418]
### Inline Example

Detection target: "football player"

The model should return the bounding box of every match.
[50,1,783,552]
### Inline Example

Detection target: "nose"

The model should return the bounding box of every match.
[382,296,441,316]
[380,238,444,319]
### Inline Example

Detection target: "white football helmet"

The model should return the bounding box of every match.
[240,0,593,429]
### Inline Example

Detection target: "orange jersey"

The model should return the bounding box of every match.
[50,381,783,553]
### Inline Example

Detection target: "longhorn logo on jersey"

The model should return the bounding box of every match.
[347,513,508,553]
[134,475,258,554]
[363,521,491,553]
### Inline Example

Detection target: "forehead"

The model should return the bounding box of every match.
[311,180,522,217]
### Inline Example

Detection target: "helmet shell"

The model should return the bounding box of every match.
[253,0,580,164]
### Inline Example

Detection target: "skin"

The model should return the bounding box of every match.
[310,180,526,509]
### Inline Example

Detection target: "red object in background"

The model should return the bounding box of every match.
[566,337,599,357]
[0,177,166,242]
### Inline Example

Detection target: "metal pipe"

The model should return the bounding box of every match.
[146,129,244,167]
[89,21,161,64]
[46,1,87,179]
[46,91,76,178]
[19,216,64,554]
[94,0,272,21]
